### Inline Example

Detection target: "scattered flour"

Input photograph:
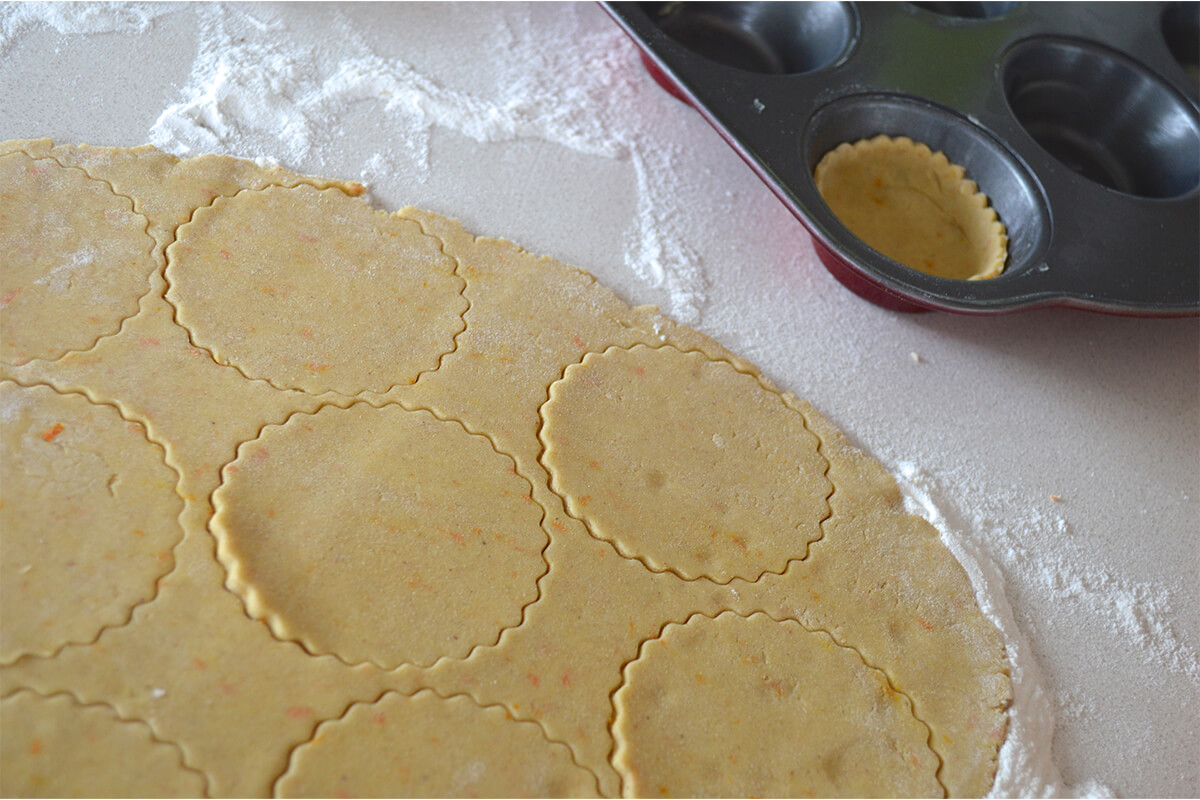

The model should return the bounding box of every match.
[895,460,1200,797]
[140,3,708,323]
[0,1,165,55]
[34,245,95,293]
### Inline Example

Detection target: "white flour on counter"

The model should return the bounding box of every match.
[0,1,164,54]
[140,2,709,323]
[895,460,1200,798]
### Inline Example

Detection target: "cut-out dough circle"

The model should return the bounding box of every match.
[276,691,599,797]
[212,402,549,669]
[0,690,207,797]
[0,381,184,664]
[0,151,156,365]
[165,184,466,394]
[813,135,1008,281]
[540,345,831,582]
[612,612,942,797]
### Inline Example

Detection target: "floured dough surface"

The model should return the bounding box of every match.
[166,183,465,394]
[0,151,156,365]
[541,344,830,582]
[0,139,1009,798]
[277,690,599,797]
[0,689,207,797]
[814,135,1008,281]
[0,381,183,663]
[212,402,548,669]
[612,612,942,798]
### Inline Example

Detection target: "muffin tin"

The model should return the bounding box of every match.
[602,2,1200,314]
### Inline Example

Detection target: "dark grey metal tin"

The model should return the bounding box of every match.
[602,1,1200,315]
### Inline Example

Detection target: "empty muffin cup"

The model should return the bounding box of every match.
[638,1,856,74]
[1002,37,1200,199]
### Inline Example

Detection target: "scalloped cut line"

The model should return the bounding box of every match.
[1,689,208,796]
[814,134,1008,281]
[0,151,157,367]
[0,140,1011,799]
[210,401,550,671]
[275,690,599,798]
[164,183,466,397]
[0,380,185,665]
[539,343,832,584]
[610,611,943,798]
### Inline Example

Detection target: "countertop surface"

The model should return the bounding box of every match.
[2,3,1197,796]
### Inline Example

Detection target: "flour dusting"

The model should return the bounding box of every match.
[895,460,1198,797]
[141,3,707,322]
[0,1,165,54]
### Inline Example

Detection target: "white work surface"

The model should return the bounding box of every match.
[2,3,1197,796]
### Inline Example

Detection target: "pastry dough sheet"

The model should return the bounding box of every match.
[0,151,156,365]
[0,382,183,665]
[0,139,1009,798]
[612,612,942,798]
[541,344,830,582]
[212,402,548,670]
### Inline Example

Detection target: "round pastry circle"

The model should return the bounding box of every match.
[814,134,1008,280]
[211,402,549,669]
[539,345,831,582]
[0,690,207,797]
[611,612,942,797]
[165,184,466,394]
[0,151,156,365]
[0,381,184,664]
[276,690,598,797]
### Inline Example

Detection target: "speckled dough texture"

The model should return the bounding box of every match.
[541,344,830,582]
[1,689,207,797]
[0,382,183,665]
[814,135,1008,281]
[612,612,942,797]
[0,150,156,365]
[0,139,1010,798]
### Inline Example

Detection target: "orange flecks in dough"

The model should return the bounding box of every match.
[0,147,1008,799]
[40,423,65,442]
[814,134,1007,281]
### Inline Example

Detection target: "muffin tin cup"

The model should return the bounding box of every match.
[604,2,1200,315]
